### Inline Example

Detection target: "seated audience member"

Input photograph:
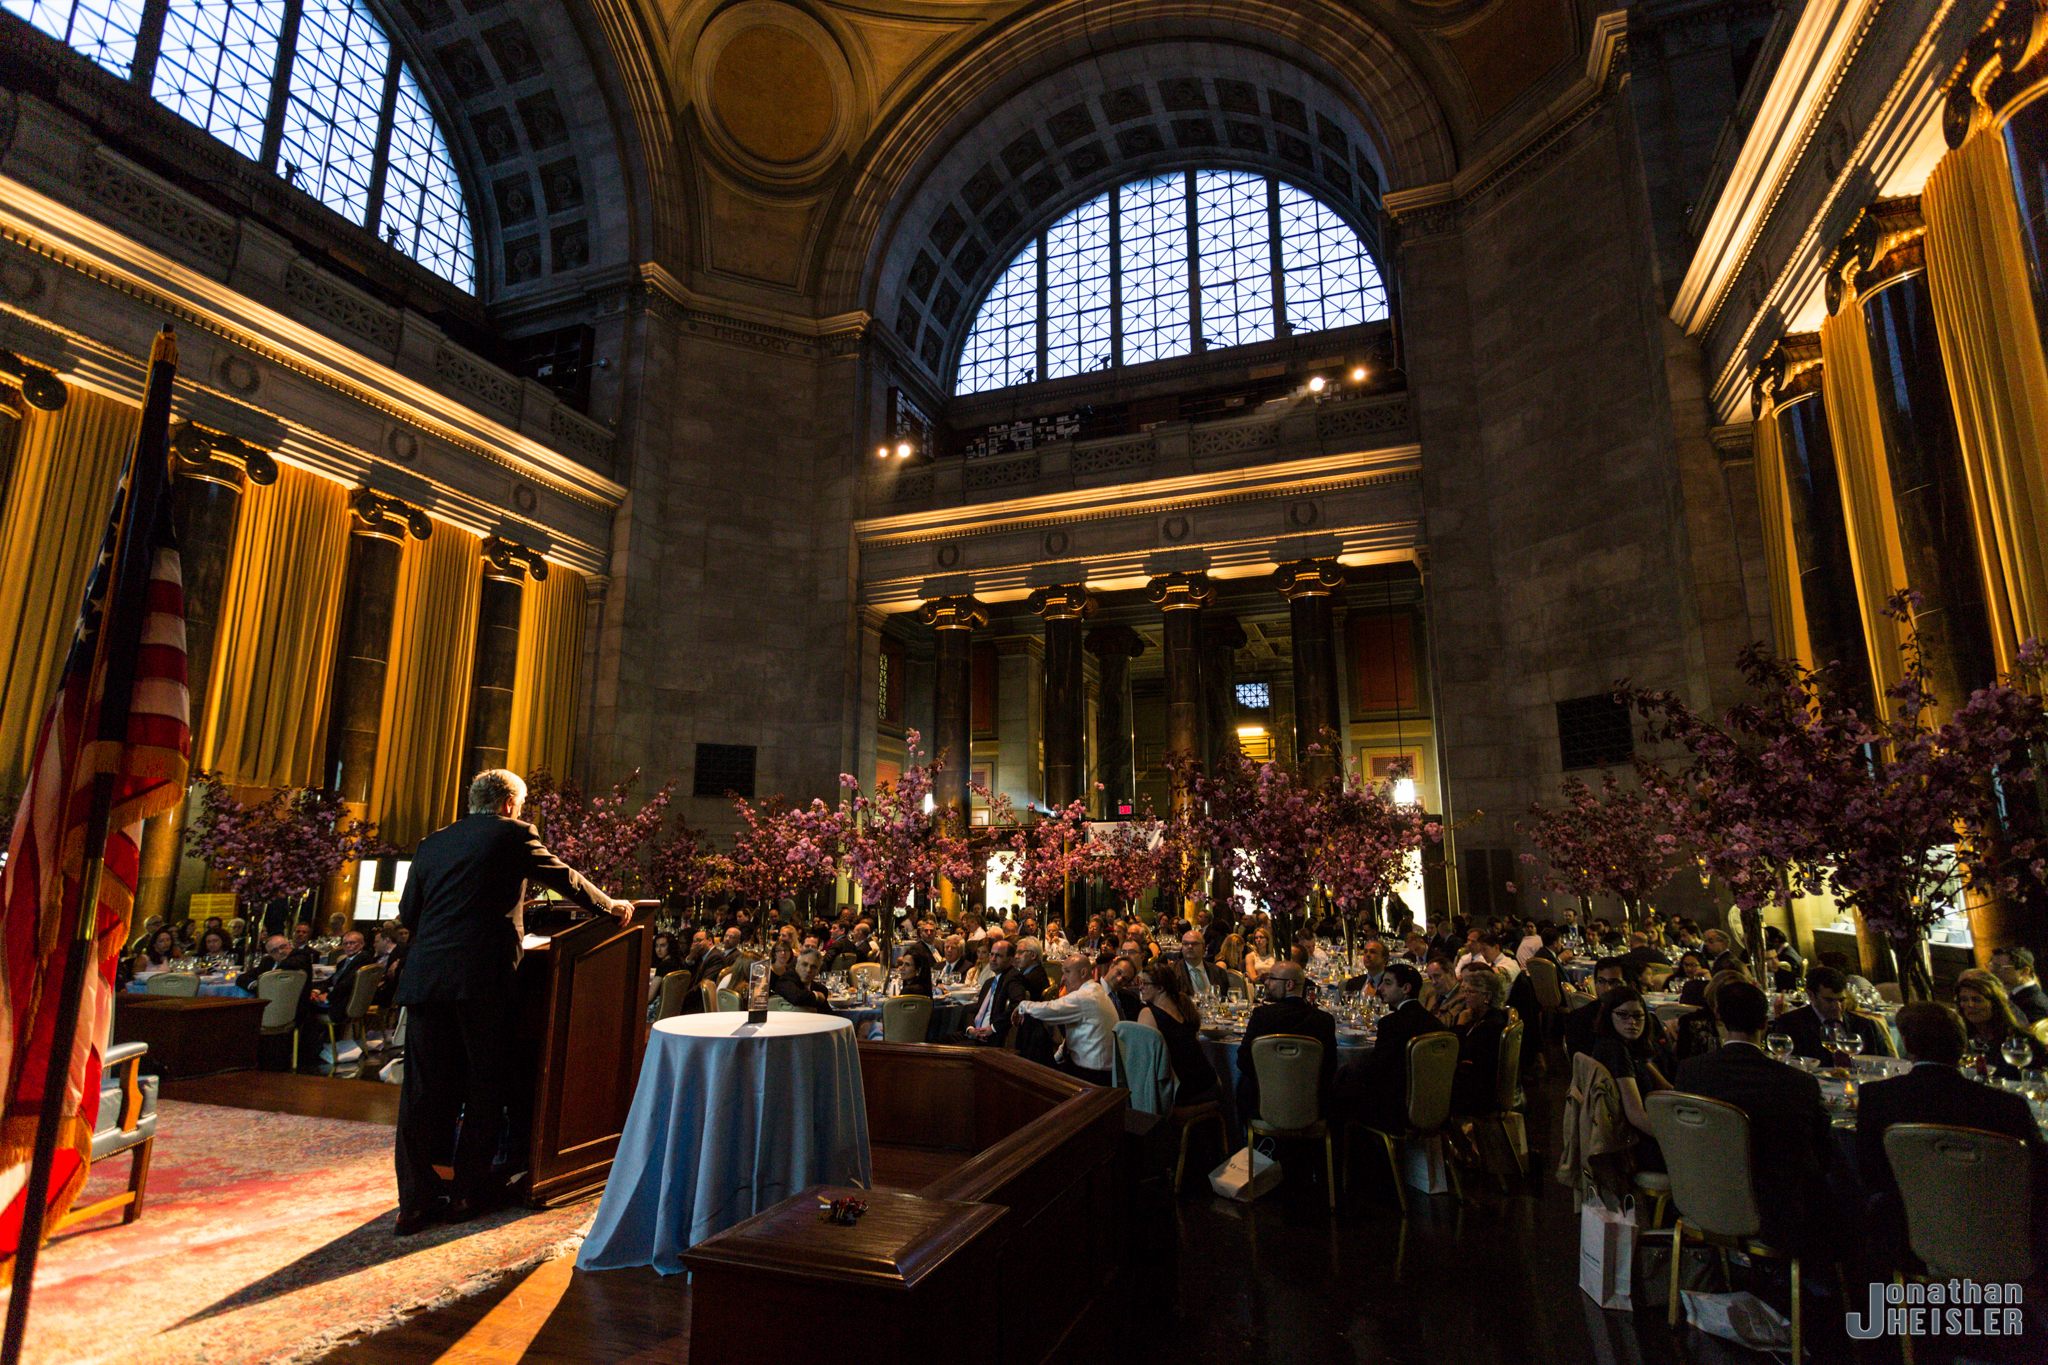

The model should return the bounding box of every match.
[1778,965,1893,1064]
[1422,955,1463,1024]
[701,926,744,981]
[935,934,970,986]
[1218,932,1246,973]
[1179,930,1229,1004]
[1955,968,2048,1080]
[1334,962,1445,1129]
[1012,955,1120,1084]
[827,919,879,966]
[236,934,315,993]
[1102,954,1143,1022]
[1672,951,1710,1003]
[197,928,234,961]
[371,926,405,1009]
[1565,957,1629,1057]
[308,930,372,1017]
[1078,915,1106,954]
[1348,939,1393,996]
[1674,979,1838,1258]
[1516,922,1545,966]
[1587,986,1672,1167]
[1244,929,1278,984]
[132,928,179,975]
[893,937,936,997]
[1402,932,1431,964]
[1672,967,1747,1063]
[1014,937,1051,999]
[940,939,1029,1047]
[769,945,831,1011]
[1239,963,1338,1125]
[964,937,995,985]
[1135,961,1218,1102]
[1762,925,1803,988]
[650,931,686,978]
[1449,966,1513,1116]
[1991,946,2048,1026]
[1856,1001,2048,1257]
[291,921,316,953]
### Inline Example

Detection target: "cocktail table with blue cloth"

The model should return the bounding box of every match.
[578,1011,871,1274]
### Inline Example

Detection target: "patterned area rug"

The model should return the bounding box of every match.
[3,1100,593,1365]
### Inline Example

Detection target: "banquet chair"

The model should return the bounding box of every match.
[1111,1020,1178,1116]
[320,963,383,1077]
[142,971,199,997]
[656,970,695,1020]
[1469,1020,1527,1185]
[1348,1031,1460,1217]
[1652,1001,1697,1032]
[1224,969,1248,1001]
[53,1041,157,1235]
[257,970,307,1070]
[830,952,858,975]
[850,962,887,993]
[882,993,932,1042]
[717,987,742,1011]
[1884,1124,2034,1283]
[1646,1091,1803,1362]
[1247,1035,1338,1210]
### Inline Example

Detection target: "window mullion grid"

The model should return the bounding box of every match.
[129,0,170,90]
[1267,176,1286,340]
[363,49,402,240]
[1036,233,1048,386]
[1184,171,1202,353]
[1108,184,1123,371]
[259,0,306,173]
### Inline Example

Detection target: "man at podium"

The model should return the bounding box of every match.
[393,769,634,1235]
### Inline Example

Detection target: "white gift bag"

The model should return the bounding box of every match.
[1208,1142,1282,1202]
[1579,1195,1638,1310]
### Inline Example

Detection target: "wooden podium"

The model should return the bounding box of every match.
[510,908,651,1207]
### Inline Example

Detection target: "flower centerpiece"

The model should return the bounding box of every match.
[183,772,393,935]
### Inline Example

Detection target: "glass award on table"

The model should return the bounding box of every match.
[748,959,770,1024]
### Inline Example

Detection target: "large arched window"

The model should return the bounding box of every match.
[5,0,474,291]
[957,170,1384,396]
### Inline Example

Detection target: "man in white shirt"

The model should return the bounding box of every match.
[1012,955,1120,1084]
[1516,924,1544,966]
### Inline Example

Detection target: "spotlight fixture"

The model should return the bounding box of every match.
[1307,375,1326,392]
[896,441,913,458]
[1351,366,1367,382]
[876,444,890,458]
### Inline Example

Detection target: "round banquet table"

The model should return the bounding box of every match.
[577,1011,871,1274]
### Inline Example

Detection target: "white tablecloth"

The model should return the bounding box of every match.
[577,1011,871,1274]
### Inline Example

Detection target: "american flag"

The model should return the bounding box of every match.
[0,327,189,1275]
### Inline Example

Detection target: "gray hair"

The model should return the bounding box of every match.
[1462,965,1509,1009]
[468,769,527,814]
[1016,936,1042,958]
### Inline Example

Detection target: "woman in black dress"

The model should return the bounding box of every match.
[1136,961,1218,1102]
[1590,986,1673,1169]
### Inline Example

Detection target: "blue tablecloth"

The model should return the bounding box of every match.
[578,1011,870,1274]
[124,979,250,998]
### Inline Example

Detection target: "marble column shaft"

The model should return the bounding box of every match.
[917,595,987,823]
[1277,559,1346,785]
[1031,584,1094,812]
[1086,626,1146,816]
[1147,572,1213,807]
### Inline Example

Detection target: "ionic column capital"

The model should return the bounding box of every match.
[1273,558,1345,600]
[1146,571,1213,611]
[917,595,989,632]
[1027,583,1095,622]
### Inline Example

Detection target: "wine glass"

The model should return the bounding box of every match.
[1766,1032,1793,1064]
[2002,1036,2032,1075]
[1841,1029,1865,1072]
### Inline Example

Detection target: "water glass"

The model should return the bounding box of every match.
[1765,1033,1793,1064]
[2002,1037,2032,1073]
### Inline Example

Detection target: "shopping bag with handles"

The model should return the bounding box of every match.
[1579,1194,1637,1309]
[1208,1140,1281,1202]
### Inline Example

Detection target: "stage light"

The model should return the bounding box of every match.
[876,444,890,458]
[1351,366,1367,382]
[1236,725,1267,738]
[1307,376,1326,392]
[896,442,913,458]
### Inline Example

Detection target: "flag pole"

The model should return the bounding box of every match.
[0,772,116,1365]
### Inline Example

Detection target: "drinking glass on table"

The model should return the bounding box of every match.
[1842,1030,1865,1066]
[1765,1032,1793,1064]
[2003,1037,2032,1074]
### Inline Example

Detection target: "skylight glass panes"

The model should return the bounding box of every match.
[1278,181,1386,334]
[958,248,1040,395]
[1193,169,1273,351]
[383,67,474,290]
[5,0,144,76]
[1118,175,1190,368]
[152,0,286,160]
[278,0,387,224]
[1044,196,1111,380]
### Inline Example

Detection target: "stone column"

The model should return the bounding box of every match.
[994,636,1043,813]
[464,536,542,780]
[1145,571,1212,808]
[1085,626,1146,816]
[1030,584,1094,812]
[915,595,987,824]
[319,490,429,924]
[1276,559,1346,784]
[1201,613,1246,777]
[134,424,280,928]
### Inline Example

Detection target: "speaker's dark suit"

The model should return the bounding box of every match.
[393,812,612,1214]
[1673,1043,1838,1258]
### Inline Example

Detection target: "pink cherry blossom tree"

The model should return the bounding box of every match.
[838,731,971,952]
[184,772,394,931]
[524,769,674,898]
[1519,772,1681,933]
[1313,756,1444,931]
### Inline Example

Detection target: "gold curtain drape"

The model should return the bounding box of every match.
[1750,399,1811,664]
[0,391,138,791]
[1922,128,2048,676]
[506,564,585,783]
[199,464,349,788]
[1818,301,1911,707]
[369,525,480,848]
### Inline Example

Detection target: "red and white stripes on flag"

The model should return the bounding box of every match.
[0,328,189,1274]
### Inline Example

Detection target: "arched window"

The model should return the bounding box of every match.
[5,0,475,291]
[957,170,1385,396]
